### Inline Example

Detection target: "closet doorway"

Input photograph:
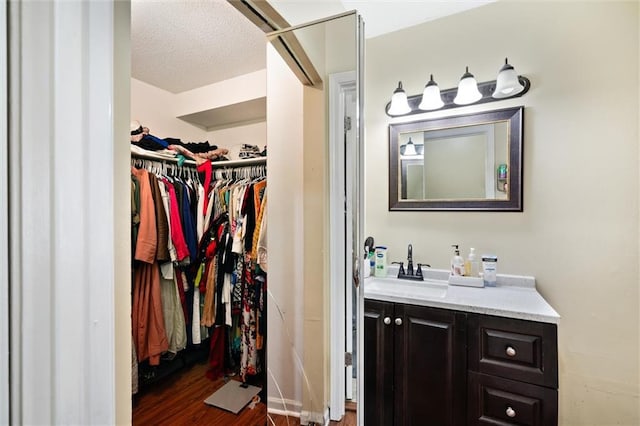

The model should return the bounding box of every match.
[129,1,269,424]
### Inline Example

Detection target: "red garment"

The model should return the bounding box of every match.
[197,160,212,215]
[175,271,188,325]
[162,179,190,262]
[206,326,226,381]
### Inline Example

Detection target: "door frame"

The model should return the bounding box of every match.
[329,70,357,421]
[1,0,9,423]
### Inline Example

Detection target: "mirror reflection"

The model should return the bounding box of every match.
[389,107,523,211]
[399,121,509,200]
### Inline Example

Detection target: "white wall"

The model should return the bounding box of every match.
[131,78,207,141]
[365,2,638,424]
[173,69,266,119]
[206,121,266,160]
[266,44,305,415]
[131,76,267,159]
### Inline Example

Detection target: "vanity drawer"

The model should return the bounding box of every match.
[468,372,558,426]
[468,314,558,388]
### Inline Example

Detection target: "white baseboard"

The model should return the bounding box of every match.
[267,397,302,418]
[300,407,330,426]
[267,398,329,425]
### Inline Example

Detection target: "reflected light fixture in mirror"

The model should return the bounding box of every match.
[492,57,525,98]
[418,74,444,110]
[453,66,482,105]
[400,137,418,156]
[385,58,530,117]
[388,81,412,115]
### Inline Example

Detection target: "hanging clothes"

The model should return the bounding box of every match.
[131,156,267,385]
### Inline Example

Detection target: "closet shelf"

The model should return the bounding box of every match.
[131,149,266,167]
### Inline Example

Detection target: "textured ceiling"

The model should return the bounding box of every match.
[131,0,495,94]
[131,0,267,93]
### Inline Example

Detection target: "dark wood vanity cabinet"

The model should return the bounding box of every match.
[467,314,558,426]
[364,300,467,426]
[364,300,558,426]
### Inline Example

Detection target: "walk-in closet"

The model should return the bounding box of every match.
[129,1,269,423]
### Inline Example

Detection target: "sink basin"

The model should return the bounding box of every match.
[365,276,448,299]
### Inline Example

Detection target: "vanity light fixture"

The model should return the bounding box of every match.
[387,81,412,115]
[453,66,482,105]
[385,58,531,117]
[492,58,524,98]
[418,74,444,111]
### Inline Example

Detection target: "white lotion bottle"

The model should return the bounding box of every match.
[451,245,465,276]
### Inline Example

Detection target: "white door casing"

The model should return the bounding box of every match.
[329,71,356,421]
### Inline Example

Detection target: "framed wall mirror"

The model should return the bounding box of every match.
[389,106,523,211]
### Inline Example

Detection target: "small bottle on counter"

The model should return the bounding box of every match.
[465,247,480,277]
[374,246,388,277]
[450,245,465,276]
[482,255,498,286]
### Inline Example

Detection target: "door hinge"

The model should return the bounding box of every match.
[344,116,352,131]
[345,352,353,367]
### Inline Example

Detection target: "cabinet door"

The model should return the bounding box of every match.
[394,304,466,426]
[364,299,395,426]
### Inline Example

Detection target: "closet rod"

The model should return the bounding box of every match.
[131,150,267,168]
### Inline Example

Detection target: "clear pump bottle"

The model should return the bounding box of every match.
[465,247,480,277]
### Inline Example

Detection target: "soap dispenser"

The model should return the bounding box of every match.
[451,245,465,276]
[465,247,480,277]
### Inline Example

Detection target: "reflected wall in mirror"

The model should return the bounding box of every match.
[389,106,523,211]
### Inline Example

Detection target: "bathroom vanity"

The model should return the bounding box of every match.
[363,269,559,426]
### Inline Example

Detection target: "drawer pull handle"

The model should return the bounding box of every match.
[505,346,517,357]
[506,406,516,418]
[383,317,391,325]
[395,317,403,326]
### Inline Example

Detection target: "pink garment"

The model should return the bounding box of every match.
[162,179,190,262]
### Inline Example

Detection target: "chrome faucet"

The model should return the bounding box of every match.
[392,244,430,281]
[407,244,414,276]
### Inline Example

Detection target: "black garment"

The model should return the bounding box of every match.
[132,134,217,153]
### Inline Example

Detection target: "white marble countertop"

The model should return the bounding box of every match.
[364,266,560,324]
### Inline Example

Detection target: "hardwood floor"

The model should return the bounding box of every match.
[133,360,357,426]
[133,361,266,426]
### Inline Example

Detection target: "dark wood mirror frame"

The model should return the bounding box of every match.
[389,106,524,211]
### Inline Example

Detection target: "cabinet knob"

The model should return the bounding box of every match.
[383,317,391,325]
[506,406,516,418]
[395,317,403,326]
[505,346,517,357]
